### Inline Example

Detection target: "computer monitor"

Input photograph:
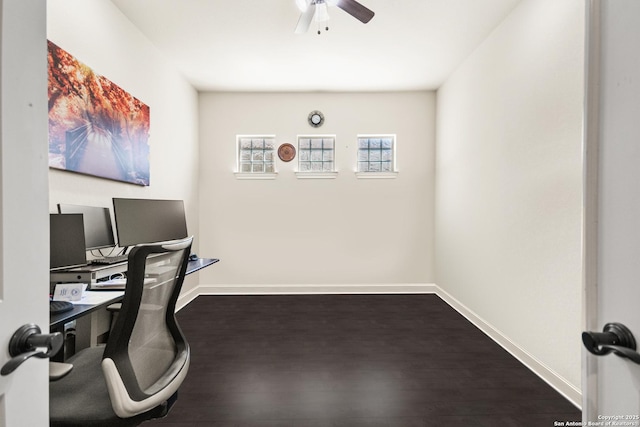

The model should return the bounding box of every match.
[112,198,188,247]
[50,213,87,271]
[57,204,116,251]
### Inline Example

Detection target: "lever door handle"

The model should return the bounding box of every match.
[582,322,640,365]
[1,324,63,376]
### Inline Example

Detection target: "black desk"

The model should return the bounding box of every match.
[50,258,218,329]
[186,257,219,274]
[50,292,123,330]
[50,258,218,360]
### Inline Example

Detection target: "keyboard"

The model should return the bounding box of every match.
[90,255,128,265]
[50,300,74,314]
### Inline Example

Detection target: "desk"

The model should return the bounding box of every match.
[50,257,219,360]
[51,257,219,288]
[50,292,124,330]
[185,257,219,274]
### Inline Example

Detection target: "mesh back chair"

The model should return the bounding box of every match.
[50,237,193,427]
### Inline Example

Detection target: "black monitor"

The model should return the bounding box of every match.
[112,198,188,247]
[57,204,116,251]
[50,213,87,271]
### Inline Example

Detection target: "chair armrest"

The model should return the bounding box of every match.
[49,361,73,381]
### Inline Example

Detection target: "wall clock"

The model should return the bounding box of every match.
[308,110,324,128]
[278,143,296,162]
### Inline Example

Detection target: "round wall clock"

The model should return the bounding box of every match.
[278,143,296,162]
[308,110,324,128]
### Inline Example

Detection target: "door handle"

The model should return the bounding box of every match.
[582,322,640,365]
[1,324,63,376]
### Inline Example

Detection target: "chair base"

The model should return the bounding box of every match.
[50,347,177,427]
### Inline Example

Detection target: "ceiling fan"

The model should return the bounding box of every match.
[295,0,375,35]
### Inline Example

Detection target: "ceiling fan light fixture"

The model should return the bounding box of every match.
[296,0,309,12]
[294,0,374,34]
[315,2,329,23]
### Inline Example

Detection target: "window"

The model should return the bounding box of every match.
[237,136,276,174]
[357,135,396,173]
[297,136,337,178]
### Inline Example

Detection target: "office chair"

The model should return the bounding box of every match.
[50,236,193,427]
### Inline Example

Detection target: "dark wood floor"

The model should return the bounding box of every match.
[147,294,580,426]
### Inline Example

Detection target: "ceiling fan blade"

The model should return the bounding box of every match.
[295,3,316,34]
[334,0,374,23]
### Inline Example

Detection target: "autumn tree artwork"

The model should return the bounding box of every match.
[48,41,150,186]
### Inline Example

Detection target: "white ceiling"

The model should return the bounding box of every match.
[110,0,521,92]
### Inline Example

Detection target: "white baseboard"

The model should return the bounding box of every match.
[435,285,582,409]
[180,282,581,409]
[195,283,438,295]
[176,285,200,312]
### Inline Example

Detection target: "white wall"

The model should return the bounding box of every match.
[199,91,435,289]
[436,0,584,396]
[45,0,584,403]
[47,0,201,292]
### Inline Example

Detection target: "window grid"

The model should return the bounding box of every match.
[238,136,275,173]
[357,136,395,172]
[298,136,335,173]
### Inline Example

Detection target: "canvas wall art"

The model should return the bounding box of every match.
[48,40,150,186]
